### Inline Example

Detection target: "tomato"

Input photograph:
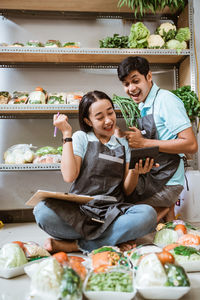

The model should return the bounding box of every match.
[53,251,69,265]
[163,243,179,252]
[174,224,187,234]
[157,250,175,265]
[177,234,200,246]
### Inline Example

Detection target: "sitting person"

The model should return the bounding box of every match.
[117,56,198,222]
[33,90,157,253]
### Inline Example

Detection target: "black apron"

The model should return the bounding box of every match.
[127,88,181,202]
[45,138,132,240]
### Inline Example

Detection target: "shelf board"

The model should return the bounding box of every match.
[0,163,61,171]
[0,48,190,65]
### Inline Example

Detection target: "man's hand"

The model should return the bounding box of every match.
[125,126,146,148]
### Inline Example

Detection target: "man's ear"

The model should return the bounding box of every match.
[84,117,92,127]
[147,71,152,82]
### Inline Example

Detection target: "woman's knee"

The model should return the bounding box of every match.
[33,201,55,228]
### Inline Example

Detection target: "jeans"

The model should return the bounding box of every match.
[33,201,157,253]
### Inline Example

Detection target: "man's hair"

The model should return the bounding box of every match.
[117,56,150,81]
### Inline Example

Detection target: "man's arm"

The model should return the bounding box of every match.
[125,126,198,154]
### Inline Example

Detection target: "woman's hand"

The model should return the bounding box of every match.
[133,158,159,175]
[53,114,72,137]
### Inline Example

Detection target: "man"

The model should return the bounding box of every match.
[117,56,198,222]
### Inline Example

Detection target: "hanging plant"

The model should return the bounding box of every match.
[117,0,186,18]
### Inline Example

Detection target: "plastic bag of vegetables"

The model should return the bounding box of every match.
[154,220,200,247]
[4,144,35,164]
[25,256,83,300]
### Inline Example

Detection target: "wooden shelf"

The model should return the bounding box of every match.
[0,0,184,14]
[0,48,190,65]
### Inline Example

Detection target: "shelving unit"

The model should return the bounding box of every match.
[0,0,198,174]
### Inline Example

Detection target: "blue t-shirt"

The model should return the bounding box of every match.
[72,131,130,163]
[138,83,191,186]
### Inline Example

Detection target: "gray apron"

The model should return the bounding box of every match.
[126,88,181,202]
[45,139,132,240]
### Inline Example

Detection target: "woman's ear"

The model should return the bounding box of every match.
[84,117,92,127]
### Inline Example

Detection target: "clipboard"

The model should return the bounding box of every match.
[26,190,93,207]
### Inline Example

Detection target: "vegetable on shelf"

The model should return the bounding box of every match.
[156,22,177,42]
[112,94,141,128]
[147,34,165,48]
[99,34,129,48]
[128,22,150,48]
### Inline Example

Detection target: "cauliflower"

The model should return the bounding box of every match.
[157,22,177,36]
[147,34,165,48]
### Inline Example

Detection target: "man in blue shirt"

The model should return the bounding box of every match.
[117,56,198,222]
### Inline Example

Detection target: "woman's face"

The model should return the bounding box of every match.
[84,99,116,142]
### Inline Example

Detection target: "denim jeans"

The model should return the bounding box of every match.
[33,201,157,253]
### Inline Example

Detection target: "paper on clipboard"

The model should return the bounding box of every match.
[26,190,93,207]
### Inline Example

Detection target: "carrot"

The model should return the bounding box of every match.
[68,259,87,280]
[157,250,175,265]
[12,241,25,250]
[174,224,187,234]
[69,256,85,263]
[53,251,69,265]
[92,251,111,269]
[177,234,200,246]
[163,243,179,252]
[35,86,43,92]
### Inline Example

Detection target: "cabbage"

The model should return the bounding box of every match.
[136,253,167,287]
[175,27,191,42]
[166,39,187,54]
[154,228,179,247]
[0,243,28,268]
[128,22,150,48]
[29,257,63,297]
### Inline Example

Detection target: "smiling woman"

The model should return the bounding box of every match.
[33,90,157,254]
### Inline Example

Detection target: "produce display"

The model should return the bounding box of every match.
[99,21,190,53]
[3,144,62,164]
[135,252,190,287]
[25,254,87,300]
[0,87,83,105]
[0,40,80,48]
[154,220,200,247]
[125,244,162,269]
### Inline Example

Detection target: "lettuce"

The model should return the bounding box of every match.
[0,243,28,268]
[35,146,58,156]
[128,22,150,48]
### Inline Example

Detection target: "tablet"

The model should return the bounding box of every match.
[129,146,159,169]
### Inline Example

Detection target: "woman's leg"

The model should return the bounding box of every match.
[33,201,81,253]
[78,204,157,253]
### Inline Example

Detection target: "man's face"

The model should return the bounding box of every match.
[122,70,152,104]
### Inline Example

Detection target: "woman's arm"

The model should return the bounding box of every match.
[123,158,155,196]
[53,114,81,183]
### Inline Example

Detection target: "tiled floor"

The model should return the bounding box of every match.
[0,222,200,300]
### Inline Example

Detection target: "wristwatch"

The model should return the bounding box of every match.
[62,137,72,144]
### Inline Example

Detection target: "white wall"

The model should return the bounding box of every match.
[0,1,199,209]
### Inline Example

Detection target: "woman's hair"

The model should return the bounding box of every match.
[79,90,114,132]
[117,56,150,81]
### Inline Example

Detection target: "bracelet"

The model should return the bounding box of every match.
[62,137,72,144]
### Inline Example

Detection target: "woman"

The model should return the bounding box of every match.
[34,91,157,253]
